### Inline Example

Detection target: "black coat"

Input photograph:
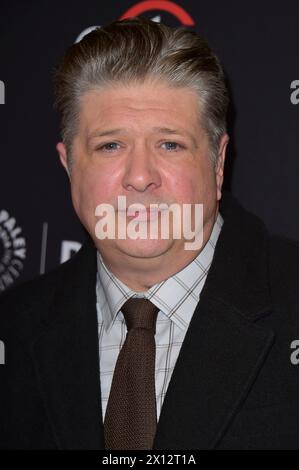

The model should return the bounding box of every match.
[1,191,299,450]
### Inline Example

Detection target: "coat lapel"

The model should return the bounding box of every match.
[31,237,105,449]
[152,295,274,449]
[31,192,276,450]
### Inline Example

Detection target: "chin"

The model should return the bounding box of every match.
[115,238,175,259]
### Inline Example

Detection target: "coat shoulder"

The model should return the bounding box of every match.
[0,237,96,346]
[0,252,77,336]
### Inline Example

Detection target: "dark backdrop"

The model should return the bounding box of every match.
[1,0,299,292]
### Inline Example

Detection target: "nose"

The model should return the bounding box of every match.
[122,144,161,193]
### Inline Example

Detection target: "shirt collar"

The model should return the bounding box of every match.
[96,211,224,333]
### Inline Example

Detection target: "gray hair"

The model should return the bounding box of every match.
[53,17,229,172]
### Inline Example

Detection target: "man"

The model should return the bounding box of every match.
[1,17,299,450]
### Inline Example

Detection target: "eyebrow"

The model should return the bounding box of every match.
[87,127,198,148]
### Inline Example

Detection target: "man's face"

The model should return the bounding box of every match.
[57,80,228,263]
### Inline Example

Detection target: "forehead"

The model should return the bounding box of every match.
[78,81,202,134]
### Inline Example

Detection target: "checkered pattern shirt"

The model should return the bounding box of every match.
[96,212,224,422]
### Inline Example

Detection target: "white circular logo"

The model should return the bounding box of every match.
[0,209,26,292]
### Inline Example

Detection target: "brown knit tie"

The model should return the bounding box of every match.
[104,297,159,450]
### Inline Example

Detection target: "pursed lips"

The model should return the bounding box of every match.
[118,206,168,221]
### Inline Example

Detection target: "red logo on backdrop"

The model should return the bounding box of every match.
[75,2,195,47]
[120,1,195,25]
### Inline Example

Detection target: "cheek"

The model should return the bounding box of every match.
[74,165,119,207]
[166,163,215,204]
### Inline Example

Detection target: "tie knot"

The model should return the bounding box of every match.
[121,298,159,332]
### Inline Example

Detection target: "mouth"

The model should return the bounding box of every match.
[119,207,167,221]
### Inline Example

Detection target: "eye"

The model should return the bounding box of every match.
[95,141,184,153]
[161,141,184,151]
[96,142,120,152]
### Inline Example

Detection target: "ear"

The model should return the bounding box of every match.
[215,133,229,201]
[56,142,70,178]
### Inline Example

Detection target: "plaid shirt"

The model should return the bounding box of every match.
[96,212,224,422]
